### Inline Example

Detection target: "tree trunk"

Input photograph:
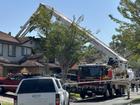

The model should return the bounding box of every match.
[61,65,68,83]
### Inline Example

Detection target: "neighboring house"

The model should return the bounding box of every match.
[0,31,44,76]
[17,37,41,53]
[0,31,32,62]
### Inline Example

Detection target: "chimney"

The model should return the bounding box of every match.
[8,32,11,36]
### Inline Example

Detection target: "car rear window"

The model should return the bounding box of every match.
[17,79,56,94]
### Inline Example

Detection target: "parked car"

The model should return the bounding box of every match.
[0,73,41,94]
[16,77,69,105]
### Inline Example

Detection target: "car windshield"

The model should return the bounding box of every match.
[17,79,56,94]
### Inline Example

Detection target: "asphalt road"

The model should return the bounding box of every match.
[0,94,130,105]
[71,96,128,105]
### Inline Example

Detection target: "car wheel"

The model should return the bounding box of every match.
[103,89,109,98]
[80,91,86,99]
[111,88,115,97]
[87,92,93,97]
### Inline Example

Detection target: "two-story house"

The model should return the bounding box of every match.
[0,31,44,76]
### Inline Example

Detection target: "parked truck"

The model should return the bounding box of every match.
[76,64,125,99]
[15,77,69,105]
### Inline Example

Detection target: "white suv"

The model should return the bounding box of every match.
[15,77,69,105]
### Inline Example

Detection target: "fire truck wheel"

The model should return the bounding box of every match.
[112,88,115,96]
[80,92,86,99]
[115,89,122,96]
[87,92,92,97]
[103,89,110,98]
[108,88,115,97]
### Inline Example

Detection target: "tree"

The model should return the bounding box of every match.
[109,0,140,68]
[29,5,89,81]
[82,44,102,63]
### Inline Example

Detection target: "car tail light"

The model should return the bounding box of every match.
[56,94,60,105]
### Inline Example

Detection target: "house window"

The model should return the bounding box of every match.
[8,45,16,57]
[0,43,3,56]
[22,47,31,56]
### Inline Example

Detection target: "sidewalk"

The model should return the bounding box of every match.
[112,91,140,105]
[0,91,140,105]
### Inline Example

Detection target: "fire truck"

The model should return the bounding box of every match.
[76,64,123,98]
[15,4,133,98]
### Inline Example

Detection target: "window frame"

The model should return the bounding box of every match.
[8,44,16,57]
[21,47,31,56]
[0,43,3,56]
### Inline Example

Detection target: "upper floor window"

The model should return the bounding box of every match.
[0,43,3,56]
[8,45,16,57]
[21,47,31,56]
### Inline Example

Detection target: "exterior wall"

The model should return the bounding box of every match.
[22,40,36,48]
[0,43,32,62]
[0,38,43,77]
[0,65,3,76]
[22,40,41,53]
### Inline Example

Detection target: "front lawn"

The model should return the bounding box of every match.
[131,98,140,104]
[1,101,13,105]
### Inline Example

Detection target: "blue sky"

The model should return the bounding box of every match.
[0,0,122,45]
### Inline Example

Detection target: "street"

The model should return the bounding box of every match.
[0,93,134,105]
[71,96,130,105]
[1,91,140,105]
[71,91,140,105]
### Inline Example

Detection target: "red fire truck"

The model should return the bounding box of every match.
[76,64,125,99]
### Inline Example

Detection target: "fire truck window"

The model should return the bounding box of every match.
[80,66,102,77]
[89,67,100,77]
